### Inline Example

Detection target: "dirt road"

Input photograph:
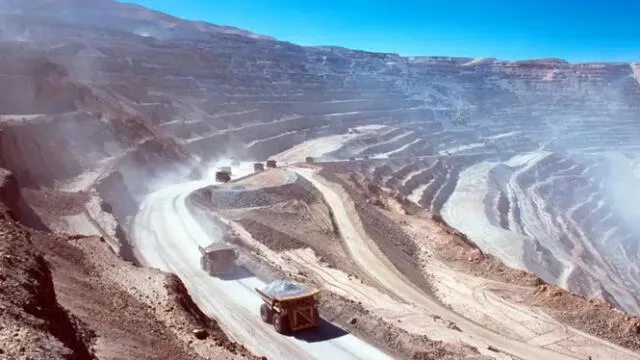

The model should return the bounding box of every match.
[271,134,360,163]
[292,167,584,360]
[131,172,394,359]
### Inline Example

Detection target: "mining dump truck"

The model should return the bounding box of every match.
[256,279,320,333]
[253,162,265,172]
[215,166,232,182]
[305,156,314,163]
[198,243,238,277]
[266,160,277,168]
[215,171,231,182]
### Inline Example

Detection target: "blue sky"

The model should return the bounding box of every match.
[128,0,640,63]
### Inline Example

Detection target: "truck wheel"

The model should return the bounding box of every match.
[260,304,272,323]
[273,313,288,334]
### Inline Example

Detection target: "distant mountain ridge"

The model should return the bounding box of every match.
[0,0,276,41]
[1,0,635,65]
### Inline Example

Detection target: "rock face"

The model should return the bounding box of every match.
[95,170,137,224]
[0,168,48,230]
[0,0,639,314]
[0,217,96,359]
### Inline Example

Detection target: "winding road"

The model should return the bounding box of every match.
[130,171,393,360]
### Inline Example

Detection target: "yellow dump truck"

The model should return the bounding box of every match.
[256,279,320,333]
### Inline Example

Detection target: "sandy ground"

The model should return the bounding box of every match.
[416,220,640,358]
[0,207,246,360]
[214,172,358,274]
[7,174,258,358]
[436,152,640,342]
[44,149,639,360]
[46,149,638,360]
[33,232,256,360]
[3,158,265,360]
[423,260,640,359]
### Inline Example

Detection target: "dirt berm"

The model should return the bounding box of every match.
[193,175,315,210]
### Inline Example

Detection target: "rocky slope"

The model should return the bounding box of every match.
[0,215,96,360]
[0,169,260,359]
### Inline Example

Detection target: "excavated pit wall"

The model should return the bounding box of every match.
[0,123,85,189]
[0,56,86,115]
[0,168,49,231]
[0,217,96,359]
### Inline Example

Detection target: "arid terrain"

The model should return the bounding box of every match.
[2,0,640,359]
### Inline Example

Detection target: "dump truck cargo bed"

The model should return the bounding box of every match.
[256,279,320,333]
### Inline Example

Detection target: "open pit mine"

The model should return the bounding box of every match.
[1,0,640,359]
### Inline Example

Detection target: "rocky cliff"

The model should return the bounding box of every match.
[0,213,96,360]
